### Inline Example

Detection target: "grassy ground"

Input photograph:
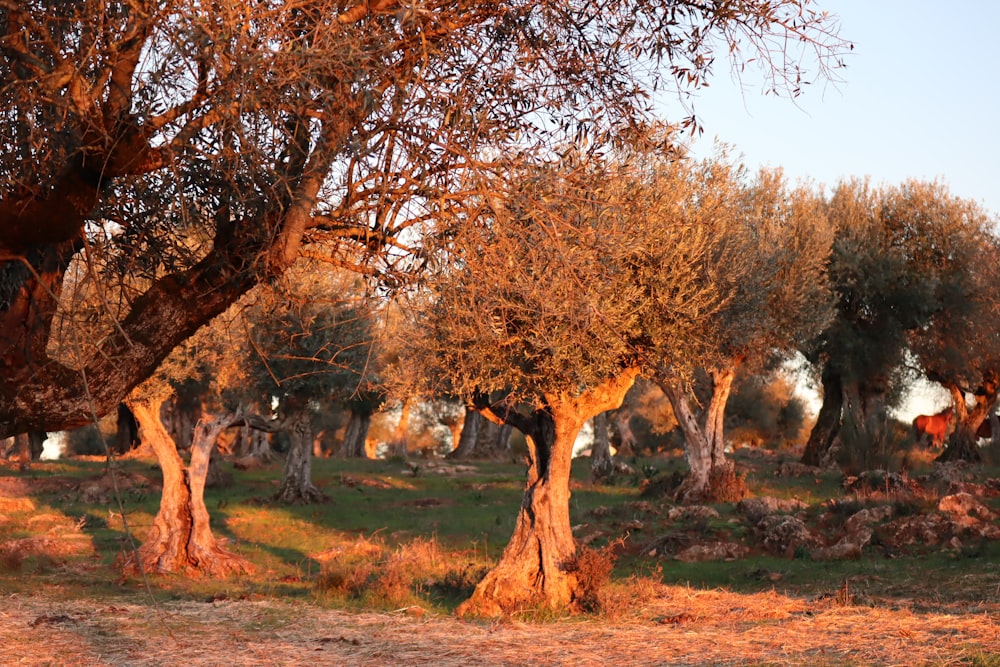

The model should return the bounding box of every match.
[1,448,1000,664]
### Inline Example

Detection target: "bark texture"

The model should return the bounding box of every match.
[125,396,253,577]
[457,367,638,617]
[937,379,995,463]
[801,364,843,467]
[658,373,746,504]
[274,411,327,504]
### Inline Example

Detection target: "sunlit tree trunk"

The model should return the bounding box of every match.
[274,410,326,503]
[658,380,712,502]
[457,368,638,617]
[658,370,744,504]
[705,368,735,464]
[447,409,482,460]
[126,396,253,576]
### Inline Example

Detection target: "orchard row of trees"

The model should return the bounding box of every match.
[391,149,1000,614]
[57,146,996,614]
[0,0,863,617]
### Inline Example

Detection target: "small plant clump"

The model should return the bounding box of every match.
[566,543,619,613]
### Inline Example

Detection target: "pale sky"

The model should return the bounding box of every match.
[680,1,999,419]
[684,0,999,218]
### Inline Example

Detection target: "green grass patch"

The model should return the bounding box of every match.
[2,449,1000,615]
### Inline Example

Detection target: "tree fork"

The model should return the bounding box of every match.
[125,396,254,577]
[458,368,638,616]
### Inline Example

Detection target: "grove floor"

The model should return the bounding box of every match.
[1,586,997,666]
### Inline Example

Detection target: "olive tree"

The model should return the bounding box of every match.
[654,165,833,502]
[238,264,379,502]
[801,180,987,466]
[0,1,847,438]
[401,148,735,615]
[900,183,1000,462]
[123,260,376,574]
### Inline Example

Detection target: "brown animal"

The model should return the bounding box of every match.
[912,407,954,447]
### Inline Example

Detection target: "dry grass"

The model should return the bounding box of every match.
[0,585,997,666]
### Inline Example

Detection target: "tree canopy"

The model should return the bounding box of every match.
[0,0,848,437]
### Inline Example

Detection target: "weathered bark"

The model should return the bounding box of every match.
[590,412,614,481]
[1,243,262,438]
[447,409,483,460]
[340,408,373,458]
[125,396,253,577]
[0,72,351,439]
[657,370,745,504]
[835,377,894,471]
[274,411,327,504]
[457,367,639,617]
[705,368,735,464]
[658,380,712,503]
[938,379,994,463]
[801,364,843,467]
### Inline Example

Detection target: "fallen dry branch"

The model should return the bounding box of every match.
[0,586,997,666]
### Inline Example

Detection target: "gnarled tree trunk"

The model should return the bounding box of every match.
[801,363,843,467]
[447,409,482,460]
[274,410,326,504]
[590,411,614,481]
[938,379,994,463]
[657,369,745,504]
[457,367,638,617]
[126,396,253,577]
